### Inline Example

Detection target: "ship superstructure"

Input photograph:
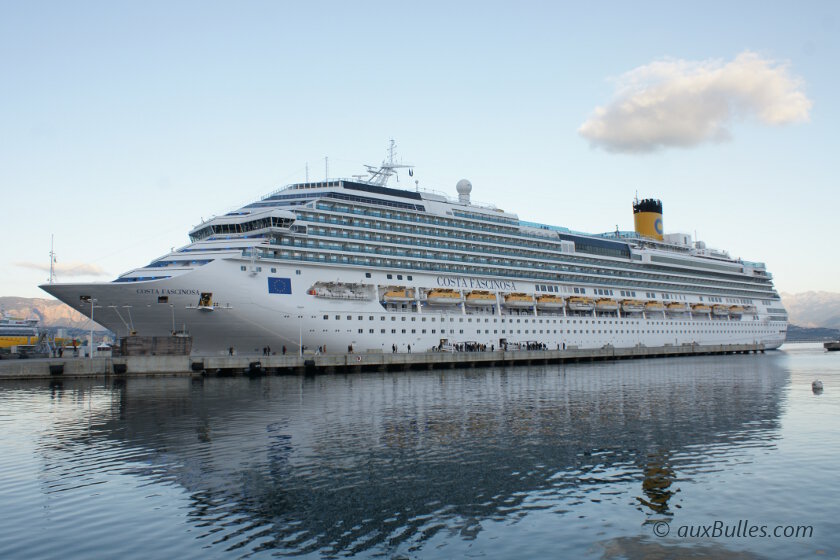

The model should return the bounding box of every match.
[0,314,41,348]
[41,145,787,355]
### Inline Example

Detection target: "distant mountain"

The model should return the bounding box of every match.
[0,296,106,331]
[780,292,840,330]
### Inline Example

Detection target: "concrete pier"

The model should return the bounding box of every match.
[0,343,766,380]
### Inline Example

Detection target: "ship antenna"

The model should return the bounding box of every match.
[363,140,414,186]
[48,234,56,284]
[305,162,309,183]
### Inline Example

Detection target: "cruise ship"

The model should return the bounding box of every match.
[41,146,788,355]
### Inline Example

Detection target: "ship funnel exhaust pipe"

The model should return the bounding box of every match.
[633,198,663,240]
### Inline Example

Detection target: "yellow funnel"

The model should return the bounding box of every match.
[633,199,663,240]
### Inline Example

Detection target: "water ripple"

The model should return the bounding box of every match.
[1,349,839,558]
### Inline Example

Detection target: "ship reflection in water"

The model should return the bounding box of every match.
[2,349,838,559]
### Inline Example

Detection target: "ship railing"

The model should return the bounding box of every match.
[312,203,579,244]
[741,260,766,269]
[278,229,770,289]
[268,237,774,296]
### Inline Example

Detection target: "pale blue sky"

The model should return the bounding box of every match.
[2,0,838,297]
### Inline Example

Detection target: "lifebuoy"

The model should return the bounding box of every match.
[356,355,362,362]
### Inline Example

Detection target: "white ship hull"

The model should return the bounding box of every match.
[39,150,787,355]
[41,258,787,355]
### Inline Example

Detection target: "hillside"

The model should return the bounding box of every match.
[780,292,840,330]
[0,296,106,331]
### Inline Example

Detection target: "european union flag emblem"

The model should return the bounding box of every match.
[267,277,292,294]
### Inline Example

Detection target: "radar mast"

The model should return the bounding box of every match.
[363,139,414,186]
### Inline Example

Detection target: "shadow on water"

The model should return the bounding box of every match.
[5,353,790,558]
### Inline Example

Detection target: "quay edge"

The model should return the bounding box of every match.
[0,343,766,380]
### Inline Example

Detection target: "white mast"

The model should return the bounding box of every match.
[364,139,414,186]
[48,234,56,284]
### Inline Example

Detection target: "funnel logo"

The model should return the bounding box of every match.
[654,218,663,235]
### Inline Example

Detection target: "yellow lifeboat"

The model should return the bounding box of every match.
[621,299,645,313]
[426,288,463,305]
[712,304,729,316]
[691,303,711,314]
[666,302,688,314]
[595,298,619,312]
[536,294,565,309]
[568,296,595,312]
[503,292,534,308]
[645,301,664,312]
[729,305,744,317]
[465,290,496,306]
[383,287,414,303]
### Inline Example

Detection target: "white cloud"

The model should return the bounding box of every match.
[578,51,812,153]
[16,261,109,278]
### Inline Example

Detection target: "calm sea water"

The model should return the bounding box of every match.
[1,344,838,559]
